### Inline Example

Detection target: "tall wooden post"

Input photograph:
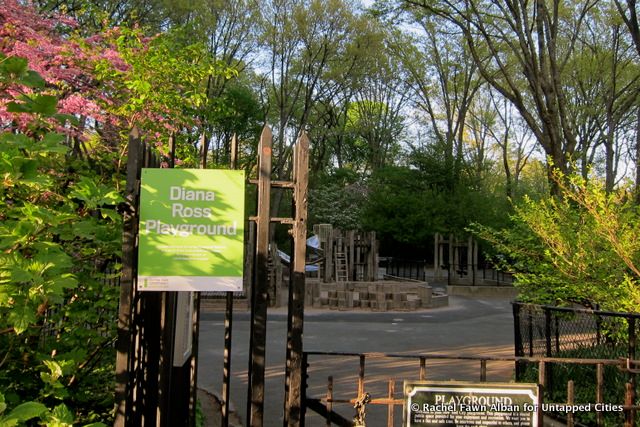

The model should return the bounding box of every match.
[284,133,309,426]
[248,127,273,427]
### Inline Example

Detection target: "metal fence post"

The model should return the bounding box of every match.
[513,303,523,380]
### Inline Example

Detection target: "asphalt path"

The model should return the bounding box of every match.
[197,295,516,426]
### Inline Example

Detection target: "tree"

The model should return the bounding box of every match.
[403,0,597,194]
[476,87,538,199]
[308,168,366,230]
[91,25,237,164]
[306,13,406,176]
[563,6,640,191]
[472,171,640,312]
[161,0,263,166]
[34,0,170,34]
[398,15,482,189]
[612,0,640,202]
[259,0,360,177]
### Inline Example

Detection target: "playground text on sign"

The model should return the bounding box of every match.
[137,168,245,292]
[404,381,539,427]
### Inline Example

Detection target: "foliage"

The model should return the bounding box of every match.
[0,56,121,425]
[472,171,640,311]
[361,159,511,252]
[92,25,237,157]
[0,0,107,131]
[308,168,366,230]
[519,353,630,427]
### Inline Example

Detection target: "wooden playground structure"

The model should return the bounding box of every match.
[305,224,447,311]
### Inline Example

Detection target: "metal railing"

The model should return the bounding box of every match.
[302,350,639,426]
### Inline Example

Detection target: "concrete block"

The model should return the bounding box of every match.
[407,293,419,302]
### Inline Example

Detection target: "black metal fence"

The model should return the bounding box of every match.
[513,303,640,425]
[381,258,514,285]
[381,258,428,281]
[302,351,639,426]
[513,303,639,363]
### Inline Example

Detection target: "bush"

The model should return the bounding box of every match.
[0,55,121,426]
[472,171,640,312]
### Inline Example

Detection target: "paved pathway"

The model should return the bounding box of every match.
[197,295,515,426]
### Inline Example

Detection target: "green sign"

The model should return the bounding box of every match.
[137,168,245,291]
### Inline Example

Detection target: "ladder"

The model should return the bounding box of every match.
[335,251,349,282]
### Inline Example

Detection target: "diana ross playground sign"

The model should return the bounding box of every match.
[137,168,245,292]
[405,381,539,426]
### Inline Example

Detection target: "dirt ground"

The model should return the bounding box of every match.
[198,388,242,427]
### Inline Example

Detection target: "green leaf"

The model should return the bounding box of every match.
[0,133,31,149]
[2,402,47,423]
[21,70,45,89]
[47,404,74,426]
[7,301,37,335]
[43,361,63,381]
[1,57,28,77]
[5,101,31,114]
[19,160,38,179]
[53,113,79,126]
[30,95,58,116]
[39,133,69,154]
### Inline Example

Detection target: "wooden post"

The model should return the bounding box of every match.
[624,382,634,427]
[285,133,309,427]
[419,357,426,380]
[326,376,334,427]
[387,379,395,427]
[326,227,334,282]
[188,291,201,426]
[248,127,273,427]
[367,232,376,281]
[348,230,355,281]
[537,361,545,427]
[567,380,574,427]
[596,363,604,426]
[358,355,366,397]
[447,234,453,285]
[433,233,440,280]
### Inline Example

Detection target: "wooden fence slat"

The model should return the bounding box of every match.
[387,379,394,427]
[567,380,574,427]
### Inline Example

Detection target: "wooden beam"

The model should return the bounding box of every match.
[248,126,273,427]
[285,133,309,426]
